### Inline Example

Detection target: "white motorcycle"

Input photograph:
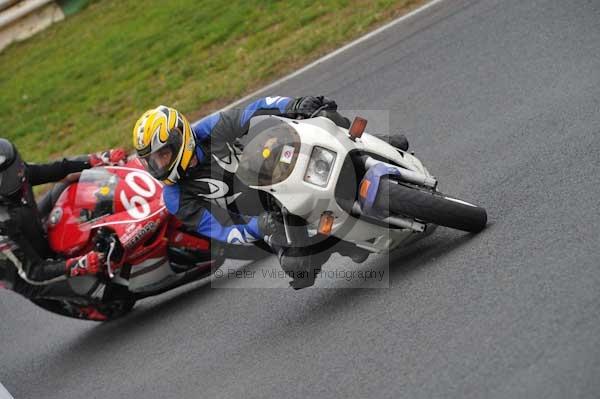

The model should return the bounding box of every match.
[236,111,487,287]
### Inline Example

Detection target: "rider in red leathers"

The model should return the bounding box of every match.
[0,138,125,314]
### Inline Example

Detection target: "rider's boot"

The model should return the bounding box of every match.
[391,134,409,151]
[338,248,369,263]
[373,133,409,152]
[335,241,370,264]
[275,245,328,290]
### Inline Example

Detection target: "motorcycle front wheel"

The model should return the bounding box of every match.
[31,298,136,321]
[375,178,487,233]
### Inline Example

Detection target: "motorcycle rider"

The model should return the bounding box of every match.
[0,138,126,303]
[133,96,357,289]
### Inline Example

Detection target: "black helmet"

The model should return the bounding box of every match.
[0,138,26,200]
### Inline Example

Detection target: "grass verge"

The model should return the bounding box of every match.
[0,0,427,161]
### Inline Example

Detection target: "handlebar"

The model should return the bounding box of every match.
[93,227,123,278]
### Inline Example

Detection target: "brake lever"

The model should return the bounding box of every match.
[93,228,121,279]
[105,239,116,278]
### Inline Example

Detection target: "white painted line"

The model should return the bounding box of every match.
[0,382,14,399]
[218,0,446,112]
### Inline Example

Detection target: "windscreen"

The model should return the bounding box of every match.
[237,119,301,187]
[74,168,119,222]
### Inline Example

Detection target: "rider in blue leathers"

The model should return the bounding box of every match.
[133,96,381,288]
[134,96,337,234]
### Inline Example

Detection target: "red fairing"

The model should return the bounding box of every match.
[41,157,213,321]
[48,183,93,256]
[167,219,210,251]
[47,158,210,262]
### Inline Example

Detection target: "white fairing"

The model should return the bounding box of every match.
[248,116,436,253]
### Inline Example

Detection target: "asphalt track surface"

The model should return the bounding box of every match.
[2,0,599,397]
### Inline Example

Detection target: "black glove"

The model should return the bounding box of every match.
[258,211,285,237]
[286,96,338,118]
[258,211,288,250]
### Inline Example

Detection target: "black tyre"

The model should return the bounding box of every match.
[376,178,487,233]
[31,298,136,321]
[97,299,137,320]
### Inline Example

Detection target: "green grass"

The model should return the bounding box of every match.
[0,0,426,162]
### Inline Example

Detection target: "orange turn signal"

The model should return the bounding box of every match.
[349,117,367,141]
[318,211,335,236]
[359,179,370,199]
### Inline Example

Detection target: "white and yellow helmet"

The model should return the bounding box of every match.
[132,105,195,185]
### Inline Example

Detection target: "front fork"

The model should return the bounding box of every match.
[356,155,436,233]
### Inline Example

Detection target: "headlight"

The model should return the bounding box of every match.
[304,146,336,187]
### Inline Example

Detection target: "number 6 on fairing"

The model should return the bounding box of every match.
[119,171,157,219]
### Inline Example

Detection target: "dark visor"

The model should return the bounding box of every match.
[142,131,182,180]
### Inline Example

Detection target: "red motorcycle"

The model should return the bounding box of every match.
[37,158,258,321]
